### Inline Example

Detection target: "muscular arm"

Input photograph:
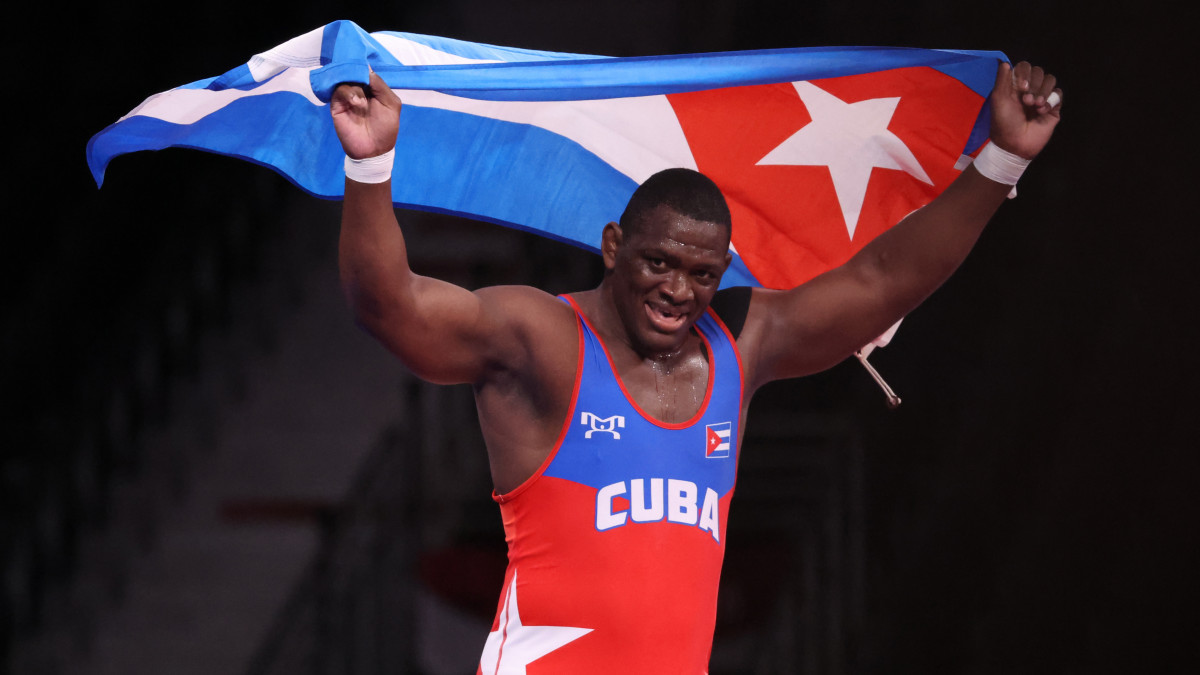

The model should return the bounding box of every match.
[334,74,580,493]
[340,180,503,384]
[737,61,1063,391]
[335,72,550,385]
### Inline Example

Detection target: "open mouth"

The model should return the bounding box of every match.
[645,302,688,333]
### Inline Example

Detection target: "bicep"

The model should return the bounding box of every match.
[742,167,1011,389]
[741,262,901,388]
[353,275,529,385]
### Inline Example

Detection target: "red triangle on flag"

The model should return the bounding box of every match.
[706,427,722,456]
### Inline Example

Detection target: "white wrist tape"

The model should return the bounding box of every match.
[973,142,1030,186]
[344,148,395,184]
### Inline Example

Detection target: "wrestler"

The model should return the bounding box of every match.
[332,61,1061,672]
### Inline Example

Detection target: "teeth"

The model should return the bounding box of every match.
[646,302,686,329]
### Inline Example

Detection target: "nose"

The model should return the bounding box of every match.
[661,271,692,304]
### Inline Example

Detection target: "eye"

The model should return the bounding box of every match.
[646,256,667,269]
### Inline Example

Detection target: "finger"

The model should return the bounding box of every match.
[334,82,367,103]
[993,60,1013,97]
[1037,73,1058,100]
[331,83,368,115]
[1045,88,1063,113]
[367,70,401,108]
[364,70,403,112]
[1028,66,1045,91]
[367,70,387,97]
[1011,61,1032,94]
[1024,66,1047,107]
[1012,62,1042,106]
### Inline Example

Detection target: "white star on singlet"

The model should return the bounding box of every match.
[757,81,933,239]
[479,570,592,674]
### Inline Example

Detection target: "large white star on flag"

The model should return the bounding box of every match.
[758,81,933,240]
[479,571,592,674]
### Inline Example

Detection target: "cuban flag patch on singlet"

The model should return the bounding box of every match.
[705,422,731,458]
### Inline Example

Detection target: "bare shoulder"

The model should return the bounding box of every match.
[714,284,825,392]
[709,286,754,339]
[712,286,774,390]
[734,268,887,391]
[471,284,579,370]
[473,284,576,331]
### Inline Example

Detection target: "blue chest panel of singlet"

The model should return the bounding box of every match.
[543,301,743,498]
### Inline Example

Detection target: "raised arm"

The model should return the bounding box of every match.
[334,72,546,385]
[737,61,1063,391]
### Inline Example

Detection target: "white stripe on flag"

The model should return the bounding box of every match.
[374,33,503,66]
[248,26,326,80]
[120,67,322,124]
[400,90,698,182]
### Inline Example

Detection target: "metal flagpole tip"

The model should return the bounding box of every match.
[854,351,902,409]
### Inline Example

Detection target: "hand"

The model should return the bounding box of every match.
[331,70,402,159]
[988,61,1062,160]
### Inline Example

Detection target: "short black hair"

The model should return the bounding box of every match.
[619,168,732,237]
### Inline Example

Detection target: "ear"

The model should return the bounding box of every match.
[601,222,623,271]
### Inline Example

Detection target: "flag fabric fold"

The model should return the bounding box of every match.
[88,19,1006,291]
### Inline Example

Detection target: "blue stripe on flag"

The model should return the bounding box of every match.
[312,45,1006,103]
[393,107,636,246]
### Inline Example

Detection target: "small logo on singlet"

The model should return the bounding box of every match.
[705,422,731,458]
[581,412,625,439]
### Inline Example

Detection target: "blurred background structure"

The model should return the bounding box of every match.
[3,1,1194,673]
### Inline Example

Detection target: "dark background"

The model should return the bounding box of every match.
[6,0,1195,672]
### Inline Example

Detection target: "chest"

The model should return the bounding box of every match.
[551,326,741,496]
[613,355,710,425]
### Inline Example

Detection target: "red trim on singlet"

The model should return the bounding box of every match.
[563,295,715,431]
[704,305,746,491]
[492,307,585,504]
[704,306,745,407]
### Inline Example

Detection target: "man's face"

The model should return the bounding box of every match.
[604,204,732,356]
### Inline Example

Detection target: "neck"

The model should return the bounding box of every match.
[583,282,697,364]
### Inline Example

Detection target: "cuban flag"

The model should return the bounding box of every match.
[87,19,1005,291]
[706,422,732,459]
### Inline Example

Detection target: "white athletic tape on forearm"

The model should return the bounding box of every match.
[973,142,1029,199]
[344,149,395,184]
